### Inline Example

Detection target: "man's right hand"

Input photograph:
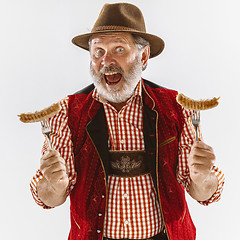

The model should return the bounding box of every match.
[37,149,69,207]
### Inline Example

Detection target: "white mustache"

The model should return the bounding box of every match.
[100,65,124,75]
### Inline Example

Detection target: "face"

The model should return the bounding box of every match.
[89,32,147,103]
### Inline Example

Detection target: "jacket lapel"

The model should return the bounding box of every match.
[86,105,110,176]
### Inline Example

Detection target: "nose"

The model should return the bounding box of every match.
[101,51,116,66]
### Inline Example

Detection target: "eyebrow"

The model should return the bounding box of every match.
[91,37,128,45]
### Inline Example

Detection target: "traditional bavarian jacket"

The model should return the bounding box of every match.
[67,79,196,240]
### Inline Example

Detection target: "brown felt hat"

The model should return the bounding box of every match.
[72,3,165,58]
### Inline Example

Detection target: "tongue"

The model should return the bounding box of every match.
[105,73,122,84]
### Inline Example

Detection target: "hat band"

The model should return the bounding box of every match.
[92,25,143,33]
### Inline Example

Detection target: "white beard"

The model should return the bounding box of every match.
[90,55,143,103]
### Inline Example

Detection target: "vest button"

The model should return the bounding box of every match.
[98,213,103,217]
[101,195,105,198]
[97,229,101,233]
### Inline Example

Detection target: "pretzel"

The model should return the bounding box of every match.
[18,102,61,123]
[176,93,220,110]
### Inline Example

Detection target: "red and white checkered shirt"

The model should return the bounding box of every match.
[30,81,225,239]
[95,82,162,238]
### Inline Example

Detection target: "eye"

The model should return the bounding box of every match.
[94,48,104,57]
[116,47,124,53]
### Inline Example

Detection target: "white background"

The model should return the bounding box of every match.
[1,0,239,239]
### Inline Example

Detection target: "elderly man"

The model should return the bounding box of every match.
[30,3,224,240]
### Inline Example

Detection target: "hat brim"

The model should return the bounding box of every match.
[72,30,165,58]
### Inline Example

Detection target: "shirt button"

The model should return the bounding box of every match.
[97,229,101,233]
[120,139,124,144]
[123,193,128,198]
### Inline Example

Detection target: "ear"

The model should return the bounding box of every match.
[141,45,150,69]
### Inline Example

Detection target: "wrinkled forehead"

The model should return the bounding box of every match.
[89,32,135,46]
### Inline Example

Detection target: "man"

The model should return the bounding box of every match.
[30,3,224,240]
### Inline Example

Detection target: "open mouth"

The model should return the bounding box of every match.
[104,72,122,85]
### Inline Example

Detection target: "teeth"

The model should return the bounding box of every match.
[104,72,119,75]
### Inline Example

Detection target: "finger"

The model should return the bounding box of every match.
[46,170,68,183]
[190,147,216,159]
[40,153,65,169]
[189,150,215,164]
[42,150,60,160]
[43,167,67,182]
[189,156,214,168]
[193,141,214,152]
[189,163,213,175]
[42,149,61,160]
[41,160,66,175]
[41,156,66,168]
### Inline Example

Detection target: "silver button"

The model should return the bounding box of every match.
[97,229,101,233]
[123,193,128,198]
[101,195,105,198]
[98,213,103,216]
[124,220,129,225]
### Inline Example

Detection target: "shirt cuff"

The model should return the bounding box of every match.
[30,170,52,209]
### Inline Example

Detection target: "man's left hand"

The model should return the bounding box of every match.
[188,141,218,201]
[188,141,216,185]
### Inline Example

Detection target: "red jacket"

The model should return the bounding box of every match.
[67,79,196,240]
